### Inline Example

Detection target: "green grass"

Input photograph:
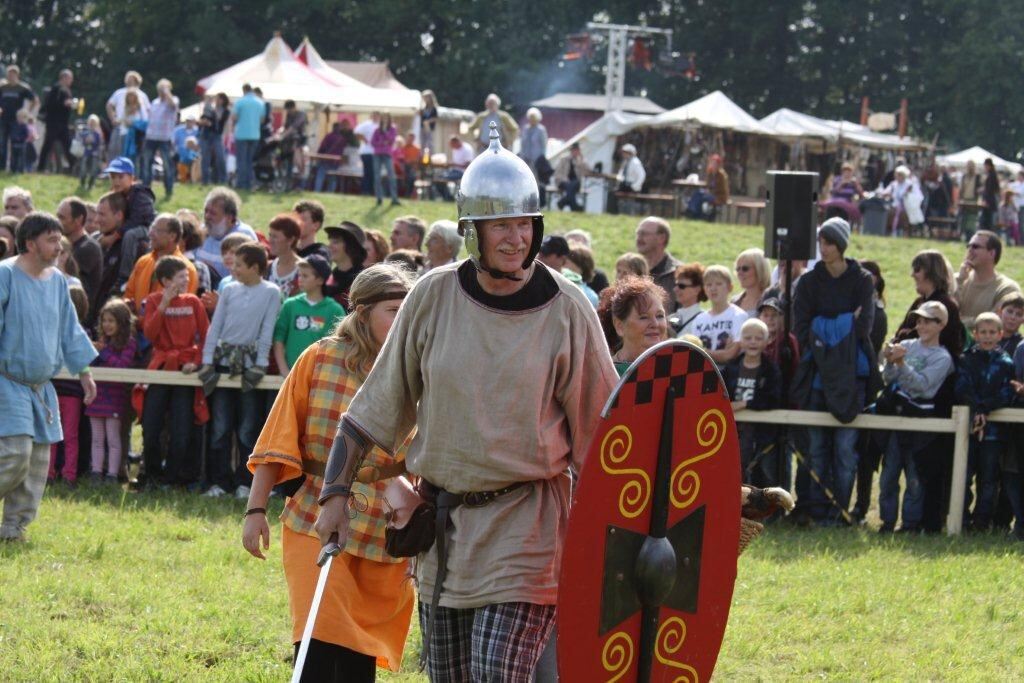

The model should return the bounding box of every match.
[2,483,1023,681]
[5,171,1023,319]
[3,173,1024,679]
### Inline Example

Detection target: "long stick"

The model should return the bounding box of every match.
[291,533,341,683]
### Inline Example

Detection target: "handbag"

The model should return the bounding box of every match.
[70,136,85,158]
[383,476,437,558]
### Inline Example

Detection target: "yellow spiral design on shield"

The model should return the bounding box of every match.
[601,631,634,682]
[670,408,727,510]
[655,617,699,682]
[600,425,650,519]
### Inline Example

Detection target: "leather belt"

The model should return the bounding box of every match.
[419,479,530,669]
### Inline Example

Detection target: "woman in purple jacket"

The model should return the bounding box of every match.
[371,113,400,206]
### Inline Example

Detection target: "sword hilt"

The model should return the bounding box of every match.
[317,532,341,567]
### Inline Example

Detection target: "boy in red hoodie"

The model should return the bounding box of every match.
[141,255,209,486]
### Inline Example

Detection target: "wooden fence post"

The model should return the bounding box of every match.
[946,405,971,535]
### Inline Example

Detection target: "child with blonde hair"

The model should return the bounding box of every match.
[722,317,782,485]
[78,114,104,189]
[690,264,747,365]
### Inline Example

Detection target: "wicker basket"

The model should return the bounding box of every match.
[738,517,764,555]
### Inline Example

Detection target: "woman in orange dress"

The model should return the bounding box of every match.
[242,264,414,682]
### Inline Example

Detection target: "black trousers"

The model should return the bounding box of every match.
[141,384,195,485]
[293,638,375,682]
[38,122,74,172]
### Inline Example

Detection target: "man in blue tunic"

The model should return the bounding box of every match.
[0,212,97,542]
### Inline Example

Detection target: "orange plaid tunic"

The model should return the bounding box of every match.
[248,337,404,563]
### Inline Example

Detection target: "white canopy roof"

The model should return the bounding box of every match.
[294,37,420,111]
[548,110,652,163]
[937,146,1022,174]
[531,93,665,115]
[759,107,927,150]
[645,90,772,135]
[195,35,417,113]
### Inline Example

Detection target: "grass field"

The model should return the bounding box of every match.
[4,171,1024,320]
[2,173,1024,680]
[2,483,1023,681]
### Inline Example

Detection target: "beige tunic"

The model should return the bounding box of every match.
[346,261,618,608]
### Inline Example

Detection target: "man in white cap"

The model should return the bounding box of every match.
[609,143,646,214]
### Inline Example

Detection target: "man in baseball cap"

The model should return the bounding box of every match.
[98,156,156,286]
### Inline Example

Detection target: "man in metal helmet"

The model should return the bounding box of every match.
[315,120,618,678]
[457,122,545,281]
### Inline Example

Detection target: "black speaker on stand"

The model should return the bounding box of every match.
[763,171,818,499]
[764,171,819,261]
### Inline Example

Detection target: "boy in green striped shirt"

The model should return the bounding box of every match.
[273,255,346,376]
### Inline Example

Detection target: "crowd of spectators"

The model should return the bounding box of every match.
[0,67,1022,538]
[2,167,1016,539]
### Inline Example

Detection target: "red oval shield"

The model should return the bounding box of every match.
[558,340,741,682]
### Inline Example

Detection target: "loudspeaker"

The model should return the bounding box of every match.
[763,171,819,260]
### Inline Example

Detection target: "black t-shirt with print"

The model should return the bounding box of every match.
[0,82,35,124]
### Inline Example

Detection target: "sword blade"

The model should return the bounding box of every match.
[291,534,341,683]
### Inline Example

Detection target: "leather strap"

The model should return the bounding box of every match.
[303,458,407,482]
[418,480,530,670]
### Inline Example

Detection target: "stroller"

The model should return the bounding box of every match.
[252,134,295,193]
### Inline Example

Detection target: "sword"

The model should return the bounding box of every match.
[291,532,341,683]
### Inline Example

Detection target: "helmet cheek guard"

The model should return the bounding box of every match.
[456,121,544,279]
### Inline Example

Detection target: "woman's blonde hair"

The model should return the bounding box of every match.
[735,248,771,290]
[332,264,414,380]
[615,252,648,279]
[124,89,140,114]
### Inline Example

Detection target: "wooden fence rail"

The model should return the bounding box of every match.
[55,369,1024,536]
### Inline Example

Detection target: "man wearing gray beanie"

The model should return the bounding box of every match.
[818,216,851,253]
[791,216,880,526]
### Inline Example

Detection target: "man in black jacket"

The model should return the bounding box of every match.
[793,217,878,525]
[38,69,75,173]
[96,156,155,286]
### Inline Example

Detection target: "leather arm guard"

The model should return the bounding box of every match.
[318,416,371,504]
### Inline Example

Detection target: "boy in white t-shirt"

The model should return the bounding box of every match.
[691,264,748,365]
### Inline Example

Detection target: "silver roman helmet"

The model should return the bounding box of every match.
[457,121,544,278]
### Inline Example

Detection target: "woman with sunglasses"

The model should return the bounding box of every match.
[732,248,771,315]
[670,262,707,337]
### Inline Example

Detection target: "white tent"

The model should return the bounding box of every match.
[293,37,420,112]
[531,93,665,115]
[938,146,1022,175]
[759,108,927,150]
[757,108,839,140]
[547,111,653,213]
[195,35,416,113]
[646,90,772,135]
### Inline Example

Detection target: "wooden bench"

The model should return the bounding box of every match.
[326,169,364,194]
[927,216,959,240]
[614,192,678,218]
[731,199,767,226]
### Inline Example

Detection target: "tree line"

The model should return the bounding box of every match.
[1,0,1020,158]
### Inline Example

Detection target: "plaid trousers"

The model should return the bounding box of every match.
[418,601,555,682]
